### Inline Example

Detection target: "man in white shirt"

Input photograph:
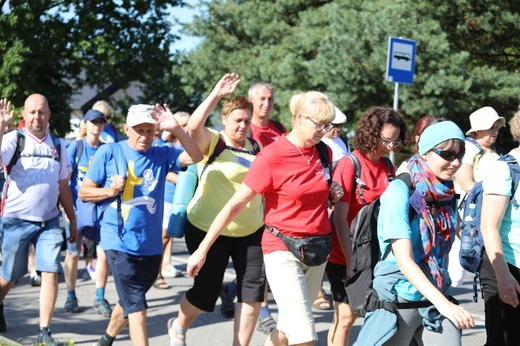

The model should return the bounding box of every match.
[322,106,349,163]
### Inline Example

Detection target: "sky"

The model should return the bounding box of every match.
[170,0,203,52]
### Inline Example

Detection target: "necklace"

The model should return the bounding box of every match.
[295,145,315,165]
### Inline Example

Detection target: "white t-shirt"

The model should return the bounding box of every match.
[322,137,349,163]
[1,129,71,221]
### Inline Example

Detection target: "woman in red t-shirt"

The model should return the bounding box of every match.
[186,91,344,346]
[327,106,408,346]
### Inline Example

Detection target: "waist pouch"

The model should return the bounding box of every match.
[267,225,331,266]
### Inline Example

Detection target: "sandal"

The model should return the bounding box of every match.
[257,316,276,335]
[313,289,332,310]
[153,275,170,290]
[167,318,186,346]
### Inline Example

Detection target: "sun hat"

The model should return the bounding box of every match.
[126,104,157,127]
[83,109,107,123]
[418,121,464,155]
[332,106,347,124]
[466,106,505,135]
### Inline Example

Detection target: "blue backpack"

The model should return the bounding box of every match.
[76,143,127,242]
[459,153,520,301]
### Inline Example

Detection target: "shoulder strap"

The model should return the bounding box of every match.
[72,139,84,173]
[49,132,61,163]
[347,153,366,205]
[107,143,127,235]
[316,141,332,186]
[499,154,520,207]
[466,137,483,155]
[7,130,25,176]
[200,136,226,178]
[271,120,286,134]
[382,157,395,181]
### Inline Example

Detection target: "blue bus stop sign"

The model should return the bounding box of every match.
[386,37,416,84]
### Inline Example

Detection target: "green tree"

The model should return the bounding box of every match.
[0,0,184,135]
[175,0,520,151]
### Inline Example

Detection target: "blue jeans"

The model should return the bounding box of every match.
[1,215,63,282]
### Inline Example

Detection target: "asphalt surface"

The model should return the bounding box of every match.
[0,238,487,345]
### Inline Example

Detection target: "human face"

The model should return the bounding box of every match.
[422,140,464,181]
[22,94,51,138]
[222,108,252,145]
[249,86,274,121]
[297,114,332,146]
[86,119,106,136]
[125,123,156,152]
[374,124,401,157]
[474,120,501,148]
[324,123,342,139]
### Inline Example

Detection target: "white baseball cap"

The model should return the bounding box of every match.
[126,104,157,127]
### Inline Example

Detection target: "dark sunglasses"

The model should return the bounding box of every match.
[431,149,464,162]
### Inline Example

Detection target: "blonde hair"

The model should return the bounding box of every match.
[92,100,113,119]
[510,110,520,141]
[76,122,87,139]
[289,91,334,124]
[173,111,190,125]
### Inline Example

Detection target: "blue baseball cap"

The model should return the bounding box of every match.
[83,109,107,123]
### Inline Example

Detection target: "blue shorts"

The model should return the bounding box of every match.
[1,215,63,282]
[105,249,161,318]
[63,210,83,255]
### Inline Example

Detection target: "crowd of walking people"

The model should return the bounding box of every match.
[0,72,518,346]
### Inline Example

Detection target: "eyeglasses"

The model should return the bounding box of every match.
[306,117,334,132]
[431,149,464,162]
[378,135,402,148]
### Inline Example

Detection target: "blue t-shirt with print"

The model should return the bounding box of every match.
[86,140,182,256]
[67,138,104,206]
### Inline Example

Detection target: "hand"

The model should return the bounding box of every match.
[213,73,241,98]
[110,175,126,195]
[151,103,180,132]
[498,272,520,307]
[68,220,79,244]
[0,98,14,131]
[329,181,344,204]
[186,249,207,278]
[436,300,475,330]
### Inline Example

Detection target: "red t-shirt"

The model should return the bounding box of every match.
[328,150,394,265]
[250,120,287,148]
[244,135,332,254]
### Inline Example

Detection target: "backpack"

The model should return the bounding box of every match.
[167,136,261,238]
[1,130,62,213]
[459,153,520,302]
[76,143,127,242]
[347,153,394,206]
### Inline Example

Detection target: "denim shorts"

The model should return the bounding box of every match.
[1,215,63,282]
[62,210,83,255]
[105,249,162,318]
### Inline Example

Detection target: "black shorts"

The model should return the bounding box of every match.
[326,261,348,303]
[105,249,162,318]
[184,221,265,312]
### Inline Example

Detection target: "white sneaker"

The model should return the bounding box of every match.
[162,264,183,278]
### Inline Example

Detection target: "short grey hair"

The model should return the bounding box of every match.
[248,82,274,97]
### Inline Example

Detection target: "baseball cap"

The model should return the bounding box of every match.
[83,109,107,123]
[126,104,157,127]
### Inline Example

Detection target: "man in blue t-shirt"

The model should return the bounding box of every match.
[79,103,202,346]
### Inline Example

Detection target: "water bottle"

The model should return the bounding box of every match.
[460,203,476,257]
[167,164,198,238]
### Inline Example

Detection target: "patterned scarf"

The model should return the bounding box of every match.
[407,155,456,289]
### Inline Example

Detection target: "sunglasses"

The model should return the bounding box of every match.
[306,117,334,132]
[378,135,402,148]
[431,149,464,162]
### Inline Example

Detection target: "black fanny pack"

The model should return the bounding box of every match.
[267,225,332,266]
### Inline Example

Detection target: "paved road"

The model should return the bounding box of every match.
[1,238,487,345]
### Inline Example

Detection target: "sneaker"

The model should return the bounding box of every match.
[219,285,235,318]
[83,265,96,280]
[162,264,183,278]
[30,274,41,287]
[257,316,276,335]
[64,297,81,313]
[0,303,6,333]
[37,328,59,346]
[94,299,112,317]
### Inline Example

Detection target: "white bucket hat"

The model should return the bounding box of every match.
[332,106,347,124]
[466,106,506,136]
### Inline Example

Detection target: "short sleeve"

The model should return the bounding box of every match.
[461,139,480,166]
[377,179,412,246]
[482,160,512,197]
[333,156,356,205]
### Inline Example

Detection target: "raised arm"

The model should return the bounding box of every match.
[187,183,258,278]
[152,103,203,167]
[0,98,14,163]
[186,73,241,156]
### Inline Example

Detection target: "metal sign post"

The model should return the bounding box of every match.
[386,36,416,163]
